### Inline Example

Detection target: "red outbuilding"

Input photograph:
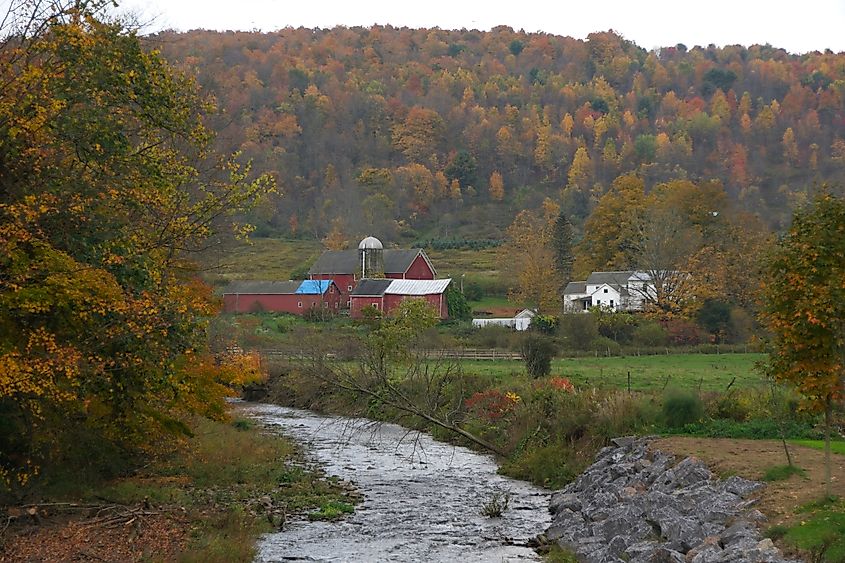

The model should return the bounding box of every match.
[222,280,342,314]
[350,278,451,320]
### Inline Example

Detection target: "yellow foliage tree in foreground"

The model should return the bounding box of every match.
[0,3,272,489]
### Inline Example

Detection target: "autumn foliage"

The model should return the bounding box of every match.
[0,4,271,489]
[148,26,845,240]
[763,194,845,410]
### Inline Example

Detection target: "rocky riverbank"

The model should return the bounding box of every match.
[545,436,800,563]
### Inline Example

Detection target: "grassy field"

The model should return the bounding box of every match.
[457,353,767,392]
[426,247,502,280]
[202,238,323,287]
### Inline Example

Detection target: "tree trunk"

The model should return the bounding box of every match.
[824,395,832,499]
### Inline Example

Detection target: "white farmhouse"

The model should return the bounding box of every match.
[563,271,656,313]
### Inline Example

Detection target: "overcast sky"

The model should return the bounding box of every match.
[115,0,845,54]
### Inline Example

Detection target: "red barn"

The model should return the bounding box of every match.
[309,248,436,307]
[350,278,451,320]
[222,280,342,314]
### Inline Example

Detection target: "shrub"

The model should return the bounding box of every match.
[481,491,510,517]
[463,281,484,301]
[663,319,703,346]
[762,464,806,482]
[531,314,559,334]
[594,309,637,343]
[471,325,519,349]
[499,443,580,489]
[632,321,668,347]
[465,389,521,422]
[662,389,704,428]
[559,314,598,351]
[521,334,557,378]
[592,391,660,439]
[591,336,621,356]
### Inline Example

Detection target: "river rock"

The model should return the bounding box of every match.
[546,437,801,563]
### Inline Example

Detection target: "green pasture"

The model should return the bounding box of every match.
[427,247,501,279]
[789,439,845,456]
[469,295,523,314]
[456,353,768,392]
[202,238,322,286]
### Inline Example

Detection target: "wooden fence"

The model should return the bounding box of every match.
[260,348,521,361]
[423,348,522,360]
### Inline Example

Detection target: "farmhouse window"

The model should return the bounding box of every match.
[298,302,302,308]
[610,299,614,307]
[348,285,353,291]
[603,288,608,293]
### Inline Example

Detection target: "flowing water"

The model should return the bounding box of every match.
[242,403,551,562]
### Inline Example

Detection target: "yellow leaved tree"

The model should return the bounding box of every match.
[0,3,273,489]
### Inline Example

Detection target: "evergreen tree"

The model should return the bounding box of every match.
[551,212,575,305]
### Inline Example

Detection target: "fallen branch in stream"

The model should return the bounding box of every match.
[304,353,507,458]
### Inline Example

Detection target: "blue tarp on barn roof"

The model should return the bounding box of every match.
[296,280,332,294]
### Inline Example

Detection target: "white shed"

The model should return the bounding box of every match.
[472,309,536,331]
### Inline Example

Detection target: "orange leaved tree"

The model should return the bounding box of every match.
[762,193,845,497]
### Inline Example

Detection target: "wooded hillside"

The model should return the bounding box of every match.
[151,27,845,241]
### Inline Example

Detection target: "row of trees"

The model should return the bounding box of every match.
[0,2,271,490]
[150,27,845,240]
[502,175,770,320]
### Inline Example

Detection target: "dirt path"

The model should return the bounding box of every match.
[653,437,845,527]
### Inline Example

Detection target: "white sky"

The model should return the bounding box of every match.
[116,0,845,54]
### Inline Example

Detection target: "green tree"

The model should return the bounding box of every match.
[762,194,845,496]
[445,150,478,190]
[445,283,471,321]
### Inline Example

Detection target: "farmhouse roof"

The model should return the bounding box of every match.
[564,281,587,295]
[586,271,636,287]
[308,248,434,275]
[384,278,451,295]
[351,279,393,297]
[223,280,301,295]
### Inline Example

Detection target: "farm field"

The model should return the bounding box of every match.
[426,247,501,280]
[457,353,767,392]
[202,238,322,286]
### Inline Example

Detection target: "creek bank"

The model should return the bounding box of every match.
[545,436,800,563]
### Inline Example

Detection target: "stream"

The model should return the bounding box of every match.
[242,402,551,562]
